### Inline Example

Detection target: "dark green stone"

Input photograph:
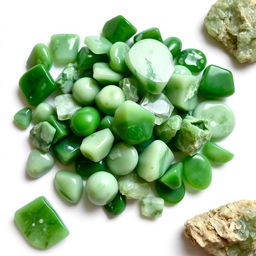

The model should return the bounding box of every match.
[135,134,155,153]
[164,37,182,58]
[13,107,32,129]
[104,192,126,216]
[99,116,114,130]
[134,27,162,42]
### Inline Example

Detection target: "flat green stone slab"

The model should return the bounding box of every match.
[14,196,69,249]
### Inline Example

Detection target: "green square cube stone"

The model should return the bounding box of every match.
[14,196,69,249]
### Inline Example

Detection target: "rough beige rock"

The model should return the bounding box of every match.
[184,200,256,256]
[205,0,256,63]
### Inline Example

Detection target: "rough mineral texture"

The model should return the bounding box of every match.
[184,200,256,256]
[205,0,256,63]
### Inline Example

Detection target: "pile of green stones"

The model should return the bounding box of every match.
[14,15,235,249]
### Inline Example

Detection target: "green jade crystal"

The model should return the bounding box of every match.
[140,196,164,218]
[164,37,182,58]
[134,27,162,42]
[14,107,32,129]
[119,78,139,102]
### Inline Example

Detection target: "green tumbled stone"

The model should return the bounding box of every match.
[136,135,156,153]
[140,197,164,218]
[33,103,55,124]
[104,192,126,216]
[164,37,182,58]
[54,170,83,204]
[19,64,57,106]
[27,43,52,70]
[102,15,137,43]
[99,116,114,131]
[174,65,192,75]
[84,36,112,55]
[134,27,162,42]
[119,78,139,102]
[14,196,69,249]
[14,107,32,129]
[50,34,80,66]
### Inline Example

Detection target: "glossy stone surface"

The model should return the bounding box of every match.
[140,197,164,218]
[30,121,56,152]
[14,196,69,249]
[86,171,118,206]
[174,65,192,75]
[27,43,52,70]
[33,103,55,124]
[80,128,114,162]
[54,170,83,204]
[110,42,129,73]
[134,27,162,42]
[119,78,139,102]
[112,101,155,145]
[140,93,174,125]
[164,37,182,58]
[102,15,137,43]
[14,107,32,129]
[84,36,112,55]
[104,192,126,216]
[50,34,80,66]
[19,64,57,106]
[99,116,114,131]
[26,149,54,178]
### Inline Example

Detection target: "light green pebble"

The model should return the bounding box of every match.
[95,85,125,115]
[141,197,164,218]
[136,140,174,182]
[84,36,112,55]
[110,42,130,73]
[54,170,83,204]
[174,65,192,75]
[118,172,150,200]
[93,62,123,85]
[26,149,54,178]
[72,77,100,105]
[14,108,32,129]
[54,94,80,121]
[80,128,114,162]
[107,142,138,176]
[33,103,55,124]
[30,121,56,152]
[86,171,118,206]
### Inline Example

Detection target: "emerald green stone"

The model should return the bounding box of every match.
[27,43,52,70]
[54,170,83,204]
[14,196,69,249]
[119,78,139,102]
[164,37,182,58]
[134,27,162,42]
[14,107,32,130]
[99,116,114,131]
[33,103,55,124]
[199,65,235,98]
[50,34,80,66]
[102,15,137,43]
[104,192,126,216]
[53,135,82,165]
[84,36,112,55]
[140,197,164,218]
[19,64,57,106]
[112,101,155,145]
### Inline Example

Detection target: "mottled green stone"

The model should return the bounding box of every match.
[134,27,162,42]
[14,107,32,129]
[140,197,164,218]
[84,36,112,55]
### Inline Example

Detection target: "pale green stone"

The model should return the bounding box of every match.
[84,36,112,55]
[119,78,139,102]
[54,170,83,204]
[174,65,192,75]
[118,173,150,200]
[80,128,114,162]
[54,94,80,121]
[136,140,174,182]
[93,63,123,85]
[33,103,55,124]
[30,121,56,152]
[26,149,54,178]
[141,197,164,218]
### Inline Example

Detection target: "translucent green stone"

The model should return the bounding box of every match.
[14,196,69,249]
[119,78,139,102]
[134,27,162,42]
[140,197,164,218]
[99,116,114,131]
[14,107,32,130]
[164,37,182,58]
[104,192,126,216]
[84,36,112,55]
[33,103,55,124]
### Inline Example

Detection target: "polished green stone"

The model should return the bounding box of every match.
[27,43,52,70]
[104,192,126,216]
[135,135,156,153]
[119,78,139,102]
[19,64,57,106]
[99,116,114,131]
[54,170,83,204]
[50,34,80,66]
[134,27,162,42]
[53,135,82,165]
[102,15,137,43]
[199,65,235,98]
[164,37,182,58]
[140,197,164,218]
[14,107,32,130]
[14,196,69,249]
[84,36,112,55]
[33,103,55,124]
[112,101,155,145]
[174,65,192,75]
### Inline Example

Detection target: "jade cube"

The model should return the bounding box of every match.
[14,196,69,249]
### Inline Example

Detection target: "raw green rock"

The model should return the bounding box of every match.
[140,197,164,218]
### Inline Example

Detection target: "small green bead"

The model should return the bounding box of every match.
[164,37,182,58]
[155,181,185,204]
[14,107,32,129]
[110,42,130,73]
[33,103,55,124]
[102,15,137,43]
[19,64,57,106]
[84,36,112,55]
[159,162,183,189]
[140,196,164,218]
[99,116,114,130]
[199,65,235,98]
[50,34,80,66]
[75,157,106,178]
[54,170,83,204]
[26,149,54,178]
[53,135,82,165]
[183,153,212,190]
[70,107,100,136]
[26,43,52,70]
[202,141,234,164]
[72,78,100,105]
[14,196,69,249]
[104,192,126,216]
[177,48,207,73]
[134,27,162,42]
[95,85,125,115]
